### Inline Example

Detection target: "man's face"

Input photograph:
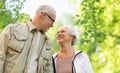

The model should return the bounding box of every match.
[41,12,55,32]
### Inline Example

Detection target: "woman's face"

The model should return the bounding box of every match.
[56,27,73,44]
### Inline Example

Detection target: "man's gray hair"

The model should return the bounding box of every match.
[63,25,77,46]
[36,4,56,19]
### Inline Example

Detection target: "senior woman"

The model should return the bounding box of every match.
[53,25,94,73]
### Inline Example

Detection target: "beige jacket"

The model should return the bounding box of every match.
[0,23,54,73]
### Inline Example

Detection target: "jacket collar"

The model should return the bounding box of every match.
[27,21,36,32]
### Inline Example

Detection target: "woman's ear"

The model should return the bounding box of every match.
[70,35,75,40]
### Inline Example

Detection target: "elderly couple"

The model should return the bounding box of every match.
[0,4,94,73]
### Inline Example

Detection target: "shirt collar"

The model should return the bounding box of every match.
[27,20,46,34]
[27,21,36,32]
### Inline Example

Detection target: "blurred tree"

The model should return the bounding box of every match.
[73,0,120,73]
[0,0,27,31]
[15,13,30,23]
[47,23,61,54]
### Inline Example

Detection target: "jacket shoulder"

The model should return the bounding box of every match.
[74,50,90,61]
[12,23,28,39]
[13,23,27,30]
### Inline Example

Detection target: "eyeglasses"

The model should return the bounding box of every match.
[46,13,55,22]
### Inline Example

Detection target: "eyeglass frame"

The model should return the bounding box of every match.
[43,12,55,22]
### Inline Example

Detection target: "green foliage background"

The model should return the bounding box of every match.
[72,0,120,73]
[0,0,120,73]
[0,0,30,32]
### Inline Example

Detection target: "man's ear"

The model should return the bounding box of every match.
[41,12,46,17]
[39,12,46,20]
